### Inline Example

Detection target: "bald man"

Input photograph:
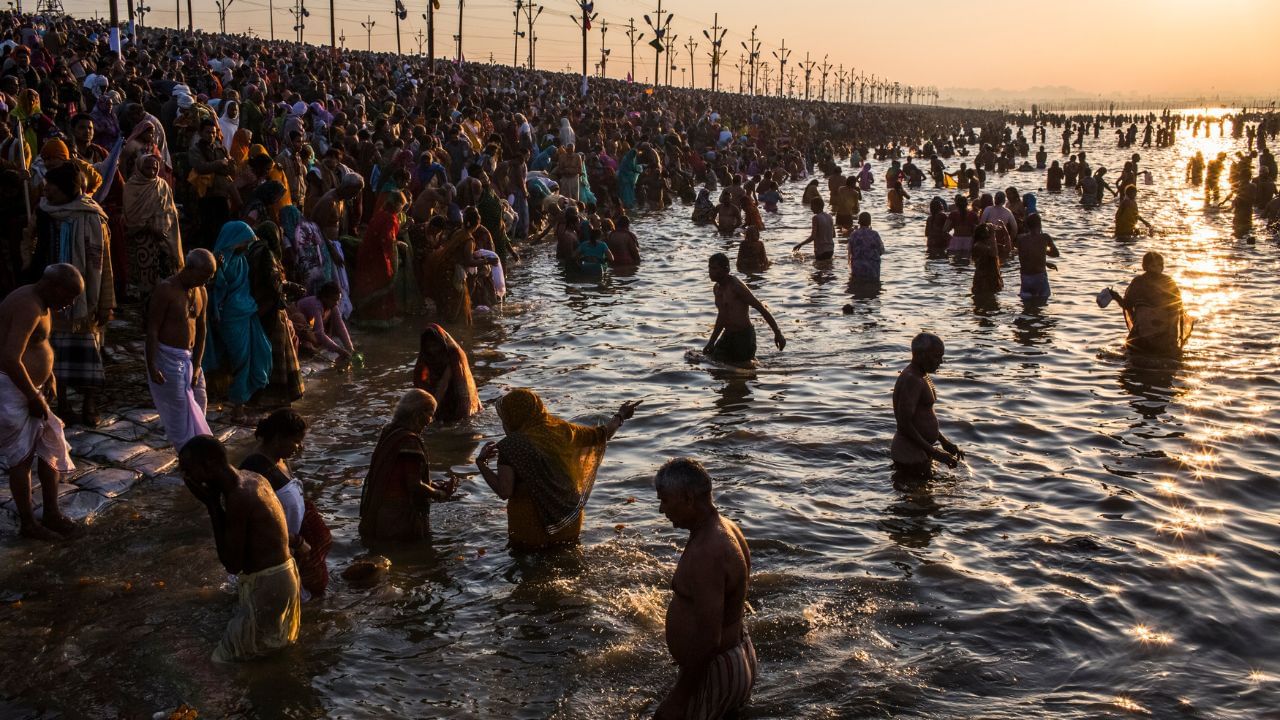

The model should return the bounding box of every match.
[891,333,964,478]
[0,265,85,540]
[146,249,217,450]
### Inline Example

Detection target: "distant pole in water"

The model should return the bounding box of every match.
[819,54,831,102]
[643,0,671,87]
[801,51,814,101]
[772,39,790,98]
[512,0,522,66]
[415,28,424,54]
[392,0,406,55]
[362,15,375,51]
[572,1,596,89]
[664,32,677,86]
[625,18,643,82]
[740,25,760,95]
[215,0,233,35]
[525,3,543,69]
[702,14,726,93]
[599,20,609,77]
[456,0,464,62]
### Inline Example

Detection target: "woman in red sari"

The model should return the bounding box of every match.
[352,190,404,327]
[359,390,460,541]
[412,324,482,424]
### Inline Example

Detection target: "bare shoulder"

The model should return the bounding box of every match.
[0,287,40,322]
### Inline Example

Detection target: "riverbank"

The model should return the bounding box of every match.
[0,305,337,538]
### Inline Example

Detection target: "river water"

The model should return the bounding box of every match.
[1,122,1278,719]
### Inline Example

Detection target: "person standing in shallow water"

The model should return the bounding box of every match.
[359,390,460,542]
[654,457,756,720]
[475,388,639,551]
[891,333,964,478]
[177,435,301,662]
[704,253,786,365]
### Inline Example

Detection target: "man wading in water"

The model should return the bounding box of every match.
[891,333,964,477]
[654,458,756,720]
[703,253,786,365]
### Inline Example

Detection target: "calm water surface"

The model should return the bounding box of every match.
[1,125,1278,719]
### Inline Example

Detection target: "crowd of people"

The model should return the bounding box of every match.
[0,11,1276,718]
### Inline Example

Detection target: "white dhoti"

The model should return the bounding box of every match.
[0,372,74,474]
[213,558,302,663]
[146,343,211,450]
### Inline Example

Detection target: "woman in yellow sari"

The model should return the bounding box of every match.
[476,389,640,550]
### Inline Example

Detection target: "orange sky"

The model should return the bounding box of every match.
[66,0,1280,99]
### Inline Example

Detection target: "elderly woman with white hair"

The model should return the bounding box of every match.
[358,389,460,541]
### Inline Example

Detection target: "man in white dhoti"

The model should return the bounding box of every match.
[0,265,85,540]
[146,249,217,450]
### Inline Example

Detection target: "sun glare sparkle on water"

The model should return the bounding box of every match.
[1128,624,1174,645]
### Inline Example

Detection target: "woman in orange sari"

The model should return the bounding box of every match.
[423,207,489,327]
[475,389,640,550]
[412,324,481,423]
[352,191,404,326]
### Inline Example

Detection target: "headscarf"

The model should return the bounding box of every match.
[123,154,182,264]
[495,388,609,535]
[229,128,253,166]
[414,324,482,421]
[91,94,122,148]
[218,101,240,151]
[211,221,260,321]
[1023,192,1038,216]
[40,139,70,162]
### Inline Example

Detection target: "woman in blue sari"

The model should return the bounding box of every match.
[617,148,641,209]
[204,221,273,421]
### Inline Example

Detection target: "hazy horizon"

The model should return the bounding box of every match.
[55,0,1280,99]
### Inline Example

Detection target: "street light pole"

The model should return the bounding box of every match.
[642,0,671,87]
[362,15,375,51]
[625,18,643,82]
[772,38,790,98]
[701,13,725,92]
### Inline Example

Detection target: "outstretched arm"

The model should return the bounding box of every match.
[738,281,786,351]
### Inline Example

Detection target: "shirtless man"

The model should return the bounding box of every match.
[0,265,84,540]
[654,458,756,720]
[891,333,964,477]
[178,435,301,662]
[793,197,836,260]
[704,253,785,365]
[605,216,641,266]
[147,249,217,450]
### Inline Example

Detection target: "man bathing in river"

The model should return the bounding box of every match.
[891,333,964,477]
[147,249,217,450]
[704,253,786,365]
[0,265,85,540]
[178,435,301,662]
[655,458,756,720]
